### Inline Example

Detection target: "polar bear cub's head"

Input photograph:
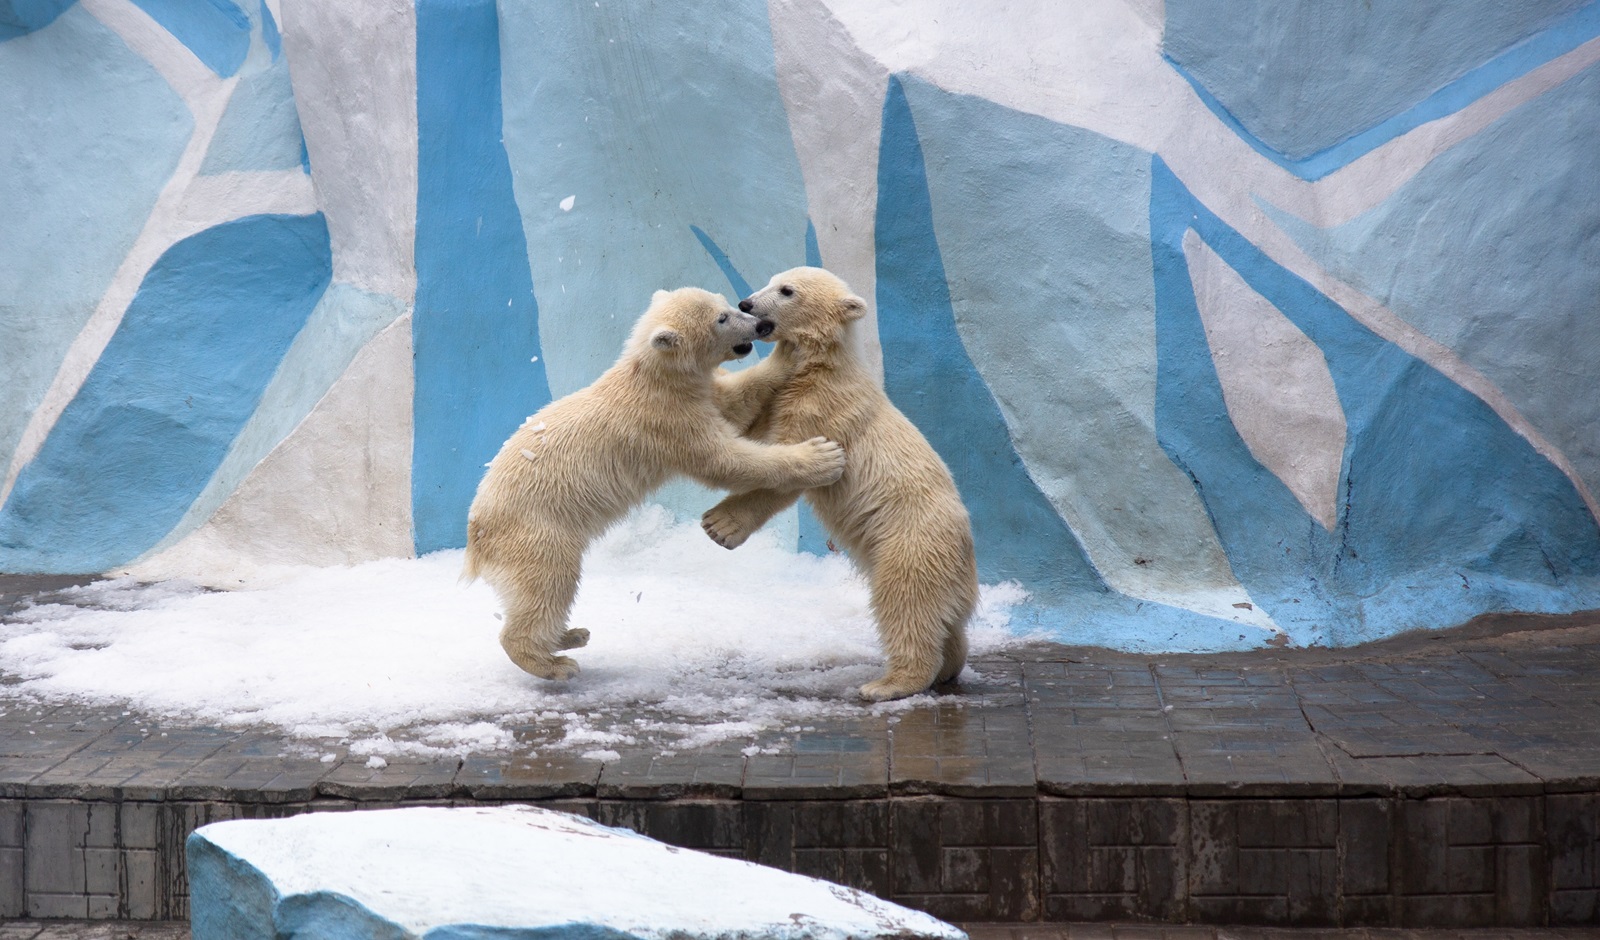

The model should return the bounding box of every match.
[627,286,765,372]
[737,266,866,347]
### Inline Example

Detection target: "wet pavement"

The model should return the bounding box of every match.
[2,608,1597,803]
[3,573,1598,928]
[2,921,1599,939]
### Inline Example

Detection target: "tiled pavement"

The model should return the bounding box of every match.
[2,576,1599,928]
[2,924,1599,940]
[2,924,1599,939]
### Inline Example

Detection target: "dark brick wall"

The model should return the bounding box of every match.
[3,792,1597,926]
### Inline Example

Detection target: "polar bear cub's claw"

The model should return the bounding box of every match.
[795,436,847,487]
[702,505,754,550]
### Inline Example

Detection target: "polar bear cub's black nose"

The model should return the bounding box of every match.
[732,342,753,357]
[738,299,754,313]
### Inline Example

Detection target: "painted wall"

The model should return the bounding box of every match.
[2,0,1597,651]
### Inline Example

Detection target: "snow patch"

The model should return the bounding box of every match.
[0,509,1031,758]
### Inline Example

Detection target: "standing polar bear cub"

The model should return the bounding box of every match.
[707,268,978,701]
[466,287,847,680]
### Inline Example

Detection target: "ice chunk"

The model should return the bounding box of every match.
[188,806,965,940]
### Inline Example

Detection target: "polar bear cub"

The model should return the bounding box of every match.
[705,267,977,701]
[465,287,847,680]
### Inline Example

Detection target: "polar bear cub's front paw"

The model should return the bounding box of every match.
[794,436,847,488]
[702,505,755,550]
[556,628,590,651]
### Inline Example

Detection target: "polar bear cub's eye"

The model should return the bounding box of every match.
[717,313,728,324]
[779,285,794,297]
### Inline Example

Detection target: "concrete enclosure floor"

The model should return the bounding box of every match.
[3,921,1600,939]
[2,573,1599,928]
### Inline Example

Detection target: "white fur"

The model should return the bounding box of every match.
[465,288,846,680]
[706,268,977,701]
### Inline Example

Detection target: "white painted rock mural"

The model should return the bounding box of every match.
[2,0,1598,650]
[187,806,967,940]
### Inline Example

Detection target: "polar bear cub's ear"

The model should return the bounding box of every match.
[652,289,671,304]
[840,294,867,321]
[650,327,682,350]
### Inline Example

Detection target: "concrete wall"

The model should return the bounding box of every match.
[2,0,1597,650]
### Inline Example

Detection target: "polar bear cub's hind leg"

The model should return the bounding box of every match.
[492,533,584,680]
[858,550,968,702]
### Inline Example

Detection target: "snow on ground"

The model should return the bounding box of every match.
[0,509,1032,758]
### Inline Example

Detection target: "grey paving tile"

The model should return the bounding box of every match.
[456,753,602,799]
[1171,732,1338,797]
[316,756,461,800]
[597,747,744,799]
[1321,727,1499,759]
[1326,749,1543,797]
[890,703,1035,797]
[743,749,888,800]
[168,733,332,802]
[1034,726,1186,797]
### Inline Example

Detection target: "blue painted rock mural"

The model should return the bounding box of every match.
[1,0,1596,651]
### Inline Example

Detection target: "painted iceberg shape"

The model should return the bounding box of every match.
[188,805,967,940]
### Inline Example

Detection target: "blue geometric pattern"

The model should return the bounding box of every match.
[412,0,550,554]
[1152,158,1600,644]
[1165,0,1600,178]
[1,1,1597,652]
[0,214,332,573]
[876,76,1106,600]
[0,0,77,42]
[128,0,250,78]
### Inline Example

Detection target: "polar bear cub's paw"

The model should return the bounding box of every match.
[858,674,931,702]
[525,655,581,681]
[556,628,591,651]
[794,436,847,488]
[702,505,756,550]
[501,634,582,680]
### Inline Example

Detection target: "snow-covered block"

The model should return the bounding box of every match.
[187,805,967,940]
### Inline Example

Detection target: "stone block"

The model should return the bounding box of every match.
[1495,843,1545,925]
[124,847,159,921]
[1547,793,1600,892]
[742,801,795,870]
[24,802,86,896]
[27,891,88,919]
[1398,892,1495,927]
[1041,798,1183,922]
[0,846,22,918]
[1552,888,1599,923]
[1337,799,1391,897]
[120,801,160,851]
[890,801,943,895]
[794,800,889,848]
[0,802,21,847]
[597,799,742,852]
[83,846,119,896]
